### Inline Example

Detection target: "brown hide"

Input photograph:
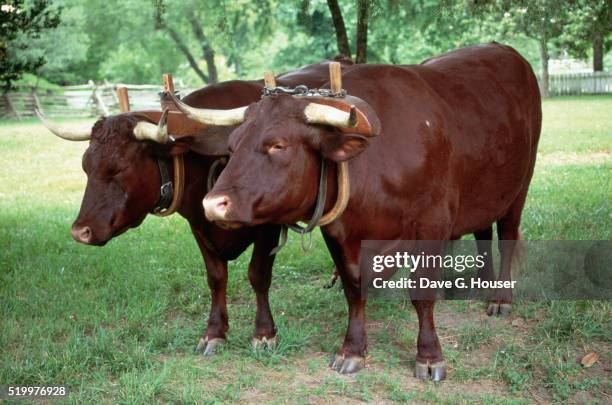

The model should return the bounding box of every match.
[69,58,354,351]
[204,43,542,376]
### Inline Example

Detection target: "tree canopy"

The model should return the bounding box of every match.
[1,0,60,90]
[2,0,610,91]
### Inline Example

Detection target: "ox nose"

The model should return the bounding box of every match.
[203,195,230,221]
[71,225,93,244]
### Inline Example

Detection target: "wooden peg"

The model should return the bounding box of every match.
[117,87,130,112]
[329,62,342,95]
[264,71,276,88]
[163,73,175,93]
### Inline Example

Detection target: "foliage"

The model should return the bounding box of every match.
[558,0,611,70]
[0,0,60,90]
[6,0,612,87]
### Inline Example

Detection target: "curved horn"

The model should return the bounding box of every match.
[168,92,246,126]
[304,103,357,129]
[35,108,92,141]
[133,108,170,143]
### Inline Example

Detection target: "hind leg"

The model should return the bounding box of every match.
[474,227,495,282]
[473,227,499,311]
[488,199,525,316]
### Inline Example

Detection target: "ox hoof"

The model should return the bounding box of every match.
[194,337,225,356]
[487,302,512,316]
[329,353,365,374]
[252,336,277,351]
[415,361,447,382]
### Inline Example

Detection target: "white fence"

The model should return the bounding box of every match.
[546,71,612,96]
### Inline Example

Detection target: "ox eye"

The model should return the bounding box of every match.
[268,143,287,154]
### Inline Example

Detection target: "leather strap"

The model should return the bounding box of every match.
[153,158,173,213]
[153,155,184,217]
[207,157,227,192]
[270,158,328,255]
[287,158,329,234]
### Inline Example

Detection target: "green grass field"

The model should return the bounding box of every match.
[1,96,611,404]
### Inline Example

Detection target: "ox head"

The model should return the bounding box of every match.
[170,93,380,227]
[36,109,193,245]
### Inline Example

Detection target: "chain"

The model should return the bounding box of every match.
[262,85,346,98]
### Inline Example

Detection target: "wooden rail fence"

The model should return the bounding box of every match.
[1,72,611,120]
[1,81,195,120]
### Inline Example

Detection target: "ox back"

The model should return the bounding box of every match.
[332,43,541,241]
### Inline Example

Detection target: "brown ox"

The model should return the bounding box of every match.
[195,43,542,379]
[36,58,354,355]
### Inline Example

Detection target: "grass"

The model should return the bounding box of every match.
[1,95,611,403]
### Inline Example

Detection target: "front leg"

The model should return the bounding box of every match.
[192,228,229,356]
[248,225,280,349]
[410,241,446,381]
[323,234,367,374]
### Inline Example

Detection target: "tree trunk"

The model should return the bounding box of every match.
[326,0,351,59]
[592,33,603,72]
[164,26,209,83]
[538,37,550,98]
[355,0,370,64]
[189,16,218,84]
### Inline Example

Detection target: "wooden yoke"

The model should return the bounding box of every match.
[154,73,184,217]
[161,73,179,112]
[318,61,350,226]
[264,71,276,89]
[117,87,130,112]
[329,62,342,96]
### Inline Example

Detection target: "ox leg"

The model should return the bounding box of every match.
[249,225,280,350]
[324,235,367,374]
[193,230,229,356]
[473,227,497,308]
[411,242,446,381]
[412,300,446,381]
[474,227,495,282]
[489,216,522,316]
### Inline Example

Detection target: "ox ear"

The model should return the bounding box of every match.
[320,132,368,162]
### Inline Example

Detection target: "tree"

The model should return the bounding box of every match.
[326,0,351,58]
[561,0,611,71]
[355,0,371,63]
[17,2,89,85]
[471,0,568,97]
[325,0,374,62]
[154,0,217,83]
[0,0,60,90]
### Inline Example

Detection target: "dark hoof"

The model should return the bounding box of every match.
[329,353,365,374]
[415,361,447,381]
[252,336,277,351]
[498,303,512,316]
[486,302,512,316]
[194,337,225,356]
[486,302,499,316]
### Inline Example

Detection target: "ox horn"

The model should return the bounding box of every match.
[167,91,246,126]
[303,103,358,129]
[35,108,93,141]
[133,108,170,143]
